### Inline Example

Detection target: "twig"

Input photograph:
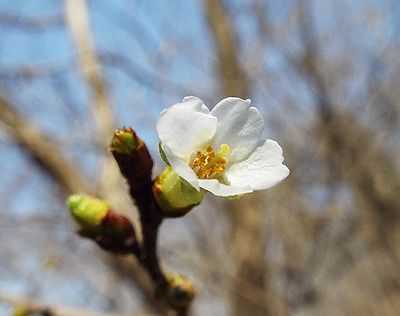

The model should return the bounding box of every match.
[110,129,194,314]
[0,291,115,316]
[0,92,92,195]
[64,0,126,214]
[0,13,63,30]
[111,133,167,288]
[0,91,166,315]
[203,0,249,97]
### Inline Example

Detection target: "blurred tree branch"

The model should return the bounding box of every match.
[204,0,249,98]
[1,1,400,315]
[0,291,117,316]
[0,13,63,29]
[0,93,92,195]
[203,1,274,315]
[0,90,169,314]
[64,0,126,213]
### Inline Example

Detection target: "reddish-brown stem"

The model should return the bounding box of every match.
[111,132,168,294]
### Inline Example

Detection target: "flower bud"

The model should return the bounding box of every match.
[153,167,204,217]
[110,127,138,154]
[165,273,196,309]
[67,194,109,235]
[67,194,138,254]
[110,127,153,187]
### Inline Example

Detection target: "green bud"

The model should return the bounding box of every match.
[153,167,204,216]
[67,194,109,233]
[110,128,138,154]
[165,273,195,309]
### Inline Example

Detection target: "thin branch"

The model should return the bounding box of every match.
[0,13,63,30]
[0,94,166,315]
[203,0,249,98]
[0,291,117,316]
[0,92,92,195]
[64,0,126,213]
[64,0,114,139]
[203,2,271,315]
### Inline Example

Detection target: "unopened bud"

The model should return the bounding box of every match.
[67,194,109,234]
[111,127,153,186]
[165,273,195,309]
[110,128,138,154]
[153,167,204,217]
[67,194,138,254]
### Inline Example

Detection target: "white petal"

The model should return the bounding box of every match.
[198,179,252,197]
[157,96,217,159]
[163,145,200,191]
[211,97,264,162]
[225,139,290,191]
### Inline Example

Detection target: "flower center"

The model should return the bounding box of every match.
[190,144,230,179]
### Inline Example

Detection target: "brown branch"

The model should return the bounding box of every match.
[64,0,114,139]
[0,291,117,316]
[295,2,400,243]
[296,0,333,123]
[0,96,167,315]
[111,134,167,291]
[203,0,249,98]
[110,129,195,314]
[228,199,278,316]
[0,93,92,195]
[64,0,127,214]
[104,256,171,315]
[203,2,272,315]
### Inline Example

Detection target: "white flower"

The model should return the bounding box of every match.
[156,96,289,197]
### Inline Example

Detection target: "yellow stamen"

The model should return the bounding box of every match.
[190,144,230,179]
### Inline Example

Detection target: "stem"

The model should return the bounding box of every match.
[140,216,167,288]
[126,167,168,294]
[111,132,194,314]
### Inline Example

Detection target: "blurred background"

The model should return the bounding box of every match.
[0,0,399,315]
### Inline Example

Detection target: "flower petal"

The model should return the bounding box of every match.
[157,96,217,159]
[163,145,200,191]
[211,97,264,162]
[198,179,252,197]
[225,139,290,190]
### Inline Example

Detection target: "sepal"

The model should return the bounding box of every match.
[158,142,170,165]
